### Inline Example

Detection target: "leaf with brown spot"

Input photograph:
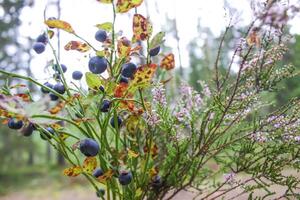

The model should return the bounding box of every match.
[117,37,132,58]
[160,53,175,70]
[97,169,114,183]
[132,14,152,41]
[64,41,91,53]
[49,101,65,115]
[63,166,82,177]
[45,19,75,33]
[82,157,97,174]
[247,30,260,47]
[129,63,157,92]
[116,0,143,13]
[48,30,54,39]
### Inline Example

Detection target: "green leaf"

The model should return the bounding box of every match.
[85,72,104,89]
[95,22,113,32]
[149,32,165,49]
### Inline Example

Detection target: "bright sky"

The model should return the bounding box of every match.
[17,0,300,82]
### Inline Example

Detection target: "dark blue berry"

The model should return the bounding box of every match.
[95,29,107,42]
[96,189,105,197]
[72,71,83,80]
[36,34,48,44]
[53,83,65,94]
[119,76,129,84]
[54,64,67,73]
[151,175,162,189]
[33,42,45,54]
[79,138,100,157]
[99,86,105,92]
[121,62,137,79]
[49,93,59,101]
[93,168,104,178]
[110,116,122,129]
[22,123,35,137]
[41,82,53,94]
[40,127,55,140]
[118,171,132,185]
[88,56,107,74]
[100,100,110,112]
[7,118,23,130]
[149,46,160,57]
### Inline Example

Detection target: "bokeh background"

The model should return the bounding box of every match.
[0,0,300,199]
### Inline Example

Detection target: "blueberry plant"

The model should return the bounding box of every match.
[1,0,300,199]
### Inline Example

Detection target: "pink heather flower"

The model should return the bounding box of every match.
[294,136,300,143]
[152,84,167,107]
[179,83,193,98]
[147,112,160,126]
[175,108,190,122]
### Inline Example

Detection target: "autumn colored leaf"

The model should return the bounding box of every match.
[128,149,139,158]
[48,30,54,39]
[97,0,112,3]
[149,32,165,49]
[97,169,114,183]
[160,53,175,70]
[130,63,157,91]
[82,157,97,174]
[144,143,158,158]
[45,19,75,33]
[63,166,82,177]
[247,30,260,47]
[49,101,65,115]
[64,41,91,53]
[149,166,159,178]
[133,14,152,41]
[15,93,31,102]
[117,37,132,58]
[116,0,143,13]
[126,114,145,134]
[114,82,129,98]
[95,22,113,32]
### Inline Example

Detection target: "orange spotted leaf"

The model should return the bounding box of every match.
[15,93,31,102]
[45,19,75,33]
[49,101,65,115]
[114,82,129,98]
[117,37,131,58]
[133,14,152,41]
[97,169,114,183]
[116,0,143,13]
[130,63,157,91]
[63,166,82,177]
[247,31,260,47]
[64,41,91,53]
[160,53,175,70]
[82,157,97,174]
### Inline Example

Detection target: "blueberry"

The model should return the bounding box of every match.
[149,46,160,57]
[121,62,137,78]
[22,123,35,137]
[95,29,107,42]
[110,116,122,129]
[79,138,100,157]
[41,82,53,94]
[33,42,46,54]
[40,127,55,140]
[72,71,83,80]
[96,188,105,197]
[88,56,107,74]
[118,171,132,185]
[119,76,129,84]
[36,34,48,44]
[54,64,67,73]
[49,93,59,101]
[100,99,110,112]
[93,168,104,178]
[151,175,162,189]
[99,85,105,92]
[7,118,23,130]
[53,83,65,94]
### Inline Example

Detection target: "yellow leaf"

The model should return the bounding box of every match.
[83,157,97,174]
[128,149,139,158]
[45,19,75,33]
[95,22,113,32]
[48,30,54,39]
[126,114,144,134]
[135,188,143,198]
[133,14,152,41]
[129,63,157,92]
[117,37,131,58]
[63,166,82,177]
[116,0,143,13]
[97,0,112,3]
